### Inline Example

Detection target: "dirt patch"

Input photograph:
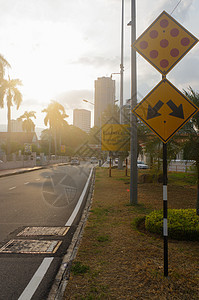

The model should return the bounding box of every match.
[64,168,199,299]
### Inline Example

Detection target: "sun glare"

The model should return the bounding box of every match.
[9,19,91,105]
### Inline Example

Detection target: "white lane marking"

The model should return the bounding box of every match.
[19,168,92,299]
[24,182,29,185]
[35,178,40,181]
[18,257,54,300]
[9,186,16,190]
[65,168,93,227]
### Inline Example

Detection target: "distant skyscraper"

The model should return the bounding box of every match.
[73,109,91,133]
[10,119,23,132]
[94,76,115,127]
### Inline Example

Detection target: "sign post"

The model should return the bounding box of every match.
[163,142,168,277]
[132,10,198,277]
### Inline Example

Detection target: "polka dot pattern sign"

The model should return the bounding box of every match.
[132,11,198,75]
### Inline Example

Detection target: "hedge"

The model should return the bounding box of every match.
[145,209,199,241]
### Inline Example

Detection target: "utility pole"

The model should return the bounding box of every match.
[120,0,124,124]
[118,0,124,170]
[130,0,138,204]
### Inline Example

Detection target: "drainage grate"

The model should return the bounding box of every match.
[17,226,70,237]
[0,239,62,254]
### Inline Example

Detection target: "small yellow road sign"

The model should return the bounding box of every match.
[101,124,130,151]
[132,79,199,143]
[61,145,66,153]
[132,11,198,75]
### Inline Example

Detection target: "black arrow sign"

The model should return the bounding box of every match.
[147,100,164,120]
[166,100,184,119]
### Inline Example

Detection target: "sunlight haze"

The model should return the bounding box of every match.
[0,0,198,129]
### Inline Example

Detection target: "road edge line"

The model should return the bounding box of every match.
[47,167,95,300]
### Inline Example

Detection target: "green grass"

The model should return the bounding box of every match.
[97,235,110,242]
[71,261,90,275]
[168,172,197,185]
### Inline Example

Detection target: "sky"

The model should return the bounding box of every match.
[0,0,198,131]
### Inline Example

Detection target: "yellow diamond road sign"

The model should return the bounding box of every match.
[132,79,199,143]
[132,11,198,75]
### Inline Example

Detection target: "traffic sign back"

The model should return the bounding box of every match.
[132,11,198,75]
[132,79,199,143]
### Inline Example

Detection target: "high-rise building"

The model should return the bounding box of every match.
[10,119,23,132]
[94,76,115,127]
[73,109,91,133]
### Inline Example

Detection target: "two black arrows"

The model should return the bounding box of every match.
[147,99,184,120]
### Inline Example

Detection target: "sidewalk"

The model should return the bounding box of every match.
[0,166,44,178]
[0,162,69,178]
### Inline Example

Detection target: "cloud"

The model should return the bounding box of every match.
[172,0,194,19]
[56,89,94,110]
[168,51,199,91]
[72,55,120,69]
[0,0,74,23]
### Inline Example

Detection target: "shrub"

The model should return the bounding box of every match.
[97,235,110,242]
[145,209,199,241]
[71,261,90,275]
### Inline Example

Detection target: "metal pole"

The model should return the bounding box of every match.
[118,0,124,170]
[120,0,124,124]
[130,0,138,204]
[109,157,112,177]
[163,142,168,277]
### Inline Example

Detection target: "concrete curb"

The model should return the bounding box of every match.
[0,166,44,178]
[0,163,69,178]
[47,168,95,300]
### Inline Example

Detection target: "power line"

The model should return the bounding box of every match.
[170,0,182,15]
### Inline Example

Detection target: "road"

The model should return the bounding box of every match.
[0,163,93,299]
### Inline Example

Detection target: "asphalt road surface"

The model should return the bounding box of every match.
[0,163,93,299]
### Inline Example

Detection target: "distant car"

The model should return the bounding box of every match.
[114,158,118,164]
[91,157,98,164]
[137,160,149,169]
[71,158,80,165]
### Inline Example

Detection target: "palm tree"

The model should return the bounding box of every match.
[182,87,199,215]
[58,112,69,150]
[18,111,36,133]
[0,54,11,81]
[42,101,67,156]
[0,77,23,154]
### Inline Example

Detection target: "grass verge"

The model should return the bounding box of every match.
[64,168,199,299]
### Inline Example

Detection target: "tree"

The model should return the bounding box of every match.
[101,104,120,125]
[42,101,68,155]
[58,111,69,151]
[61,125,88,156]
[0,54,11,80]
[0,77,23,154]
[40,129,51,155]
[18,111,36,132]
[182,87,199,215]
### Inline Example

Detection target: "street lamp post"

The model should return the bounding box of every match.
[130,0,138,205]
[120,0,124,125]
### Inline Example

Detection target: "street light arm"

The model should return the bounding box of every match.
[83,99,95,105]
[110,72,120,79]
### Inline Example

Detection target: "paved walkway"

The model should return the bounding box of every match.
[0,166,44,178]
[0,162,70,178]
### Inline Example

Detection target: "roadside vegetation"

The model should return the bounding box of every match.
[64,168,199,299]
[145,209,199,241]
